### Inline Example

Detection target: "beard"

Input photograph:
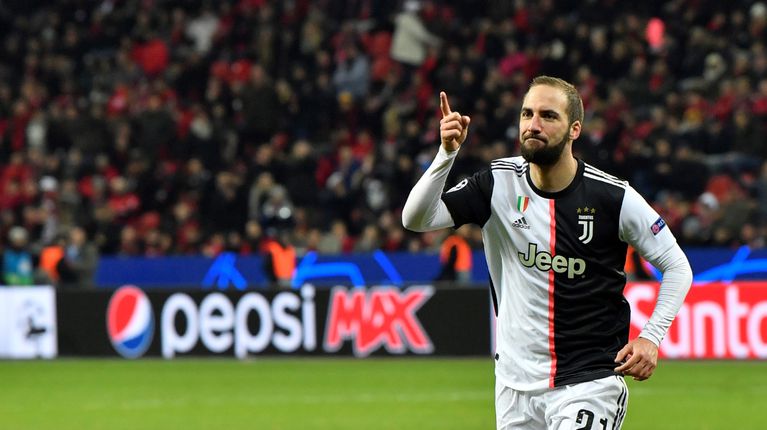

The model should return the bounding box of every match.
[520,133,569,166]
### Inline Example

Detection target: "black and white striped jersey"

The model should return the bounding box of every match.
[441,156,678,390]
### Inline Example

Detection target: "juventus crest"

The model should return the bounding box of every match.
[577,206,596,244]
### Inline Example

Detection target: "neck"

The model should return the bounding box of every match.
[529,153,578,193]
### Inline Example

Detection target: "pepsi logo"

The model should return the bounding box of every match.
[106,286,154,358]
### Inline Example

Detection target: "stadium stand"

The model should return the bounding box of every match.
[0,0,765,285]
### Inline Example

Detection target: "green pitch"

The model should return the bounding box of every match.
[1,358,765,429]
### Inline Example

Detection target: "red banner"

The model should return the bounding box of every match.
[627,282,767,359]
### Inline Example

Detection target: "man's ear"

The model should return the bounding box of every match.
[569,121,582,140]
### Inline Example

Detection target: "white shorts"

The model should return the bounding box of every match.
[495,375,628,430]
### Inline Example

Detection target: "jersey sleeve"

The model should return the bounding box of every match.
[618,185,676,260]
[441,168,494,228]
[402,146,459,232]
[619,185,692,346]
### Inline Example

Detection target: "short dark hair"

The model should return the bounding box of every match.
[529,76,584,126]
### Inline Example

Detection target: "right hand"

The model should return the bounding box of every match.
[439,92,471,152]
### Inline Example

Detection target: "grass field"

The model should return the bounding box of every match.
[1,358,765,430]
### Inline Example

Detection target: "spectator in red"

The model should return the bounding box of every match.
[107,176,141,225]
[131,32,170,78]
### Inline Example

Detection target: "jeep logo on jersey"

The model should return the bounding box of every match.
[324,286,434,357]
[518,243,586,279]
[577,206,596,244]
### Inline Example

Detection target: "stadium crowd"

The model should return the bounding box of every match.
[0,0,766,286]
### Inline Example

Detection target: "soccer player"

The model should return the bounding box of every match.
[402,76,692,429]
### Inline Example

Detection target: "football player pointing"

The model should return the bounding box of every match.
[403,76,692,429]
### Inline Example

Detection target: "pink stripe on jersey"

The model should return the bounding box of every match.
[548,199,557,388]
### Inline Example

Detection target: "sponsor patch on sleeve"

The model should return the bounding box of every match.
[650,217,666,235]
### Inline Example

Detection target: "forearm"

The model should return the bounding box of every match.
[402,146,457,232]
[638,243,693,346]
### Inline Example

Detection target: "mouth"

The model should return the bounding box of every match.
[524,137,547,145]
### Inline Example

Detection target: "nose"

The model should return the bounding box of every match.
[526,114,543,133]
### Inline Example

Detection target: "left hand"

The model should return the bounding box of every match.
[614,337,658,381]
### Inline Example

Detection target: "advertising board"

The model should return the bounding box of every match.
[0,286,57,359]
[94,247,767,289]
[627,282,767,358]
[55,282,767,360]
[57,285,492,358]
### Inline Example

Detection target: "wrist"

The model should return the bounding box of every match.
[440,144,460,155]
[637,333,660,347]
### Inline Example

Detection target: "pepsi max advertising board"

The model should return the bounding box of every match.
[56,285,493,358]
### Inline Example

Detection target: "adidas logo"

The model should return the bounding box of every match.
[512,217,530,229]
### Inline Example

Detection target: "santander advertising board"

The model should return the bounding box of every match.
[626,282,767,359]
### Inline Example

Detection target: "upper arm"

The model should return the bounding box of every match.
[618,186,677,262]
[441,169,494,228]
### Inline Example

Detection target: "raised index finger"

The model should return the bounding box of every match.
[440,91,452,117]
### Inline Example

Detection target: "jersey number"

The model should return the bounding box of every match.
[575,409,608,430]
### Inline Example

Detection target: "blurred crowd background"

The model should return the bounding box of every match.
[0,0,766,287]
